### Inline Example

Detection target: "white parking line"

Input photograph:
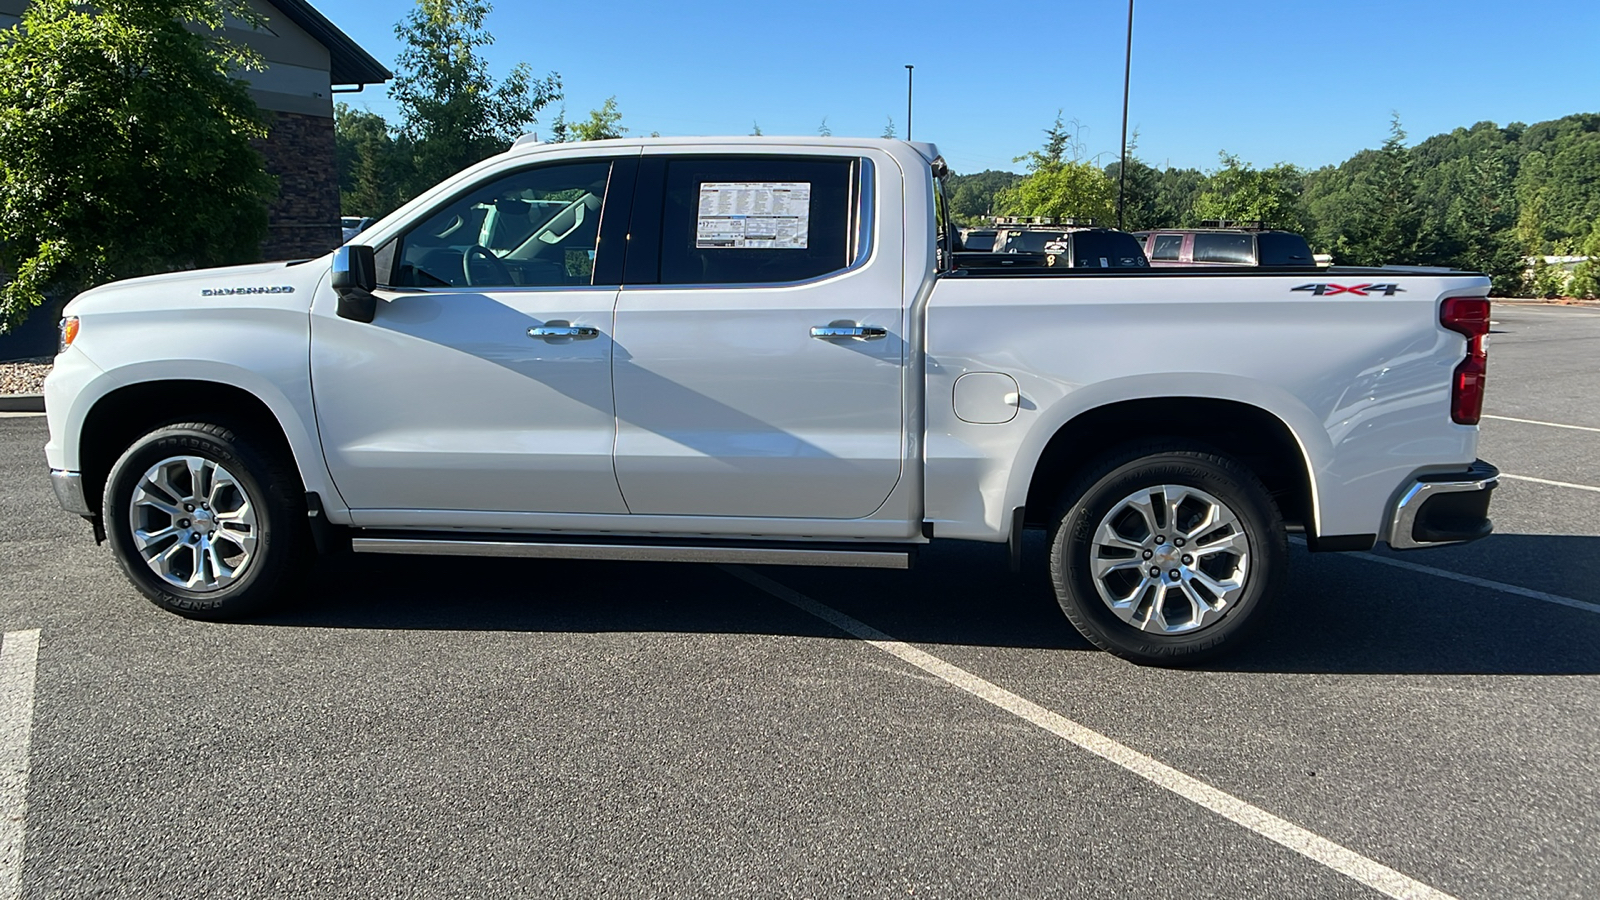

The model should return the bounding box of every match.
[722,566,1458,900]
[1501,307,1600,319]
[1482,414,1600,433]
[1499,472,1600,494]
[0,413,43,420]
[1342,550,1600,616]
[0,630,39,900]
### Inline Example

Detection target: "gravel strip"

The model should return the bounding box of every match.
[0,357,51,395]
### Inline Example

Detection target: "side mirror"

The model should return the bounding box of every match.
[332,245,377,323]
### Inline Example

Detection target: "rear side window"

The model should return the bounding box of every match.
[1070,232,1149,268]
[961,230,996,252]
[1193,233,1255,264]
[658,156,855,285]
[1150,234,1183,261]
[1256,232,1314,266]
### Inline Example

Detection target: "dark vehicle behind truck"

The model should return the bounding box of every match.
[1134,226,1315,268]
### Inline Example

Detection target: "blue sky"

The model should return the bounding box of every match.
[315,0,1600,175]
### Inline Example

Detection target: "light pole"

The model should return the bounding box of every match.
[1117,0,1134,230]
[905,65,914,140]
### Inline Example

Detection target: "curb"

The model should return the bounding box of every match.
[0,395,44,413]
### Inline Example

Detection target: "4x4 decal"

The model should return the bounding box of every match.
[1291,283,1404,297]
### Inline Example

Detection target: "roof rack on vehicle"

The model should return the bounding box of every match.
[988,215,1098,227]
[1197,219,1268,231]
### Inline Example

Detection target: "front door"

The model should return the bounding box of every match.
[611,152,905,519]
[311,157,632,514]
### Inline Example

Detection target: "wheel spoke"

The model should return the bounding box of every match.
[131,487,183,520]
[1177,579,1213,628]
[185,458,209,506]
[1140,588,1171,632]
[1125,490,1161,537]
[1094,523,1146,553]
[1194,569,1242,603]
[1180,499,1219,540]
[151,541,188,580]
[132,524,181,553]
[1192,530,1246,557]
[1091,555,1145,580]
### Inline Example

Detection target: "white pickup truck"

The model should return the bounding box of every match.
[43,137,1498,664]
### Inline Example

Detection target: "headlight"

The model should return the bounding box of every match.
[58,316,79,355]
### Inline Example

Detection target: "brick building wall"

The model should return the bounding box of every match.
[255,110,342,261]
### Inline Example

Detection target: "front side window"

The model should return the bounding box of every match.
[393,160,614,289]
[658,156,855,285]
[1150,234,1184,261]
[1192,233,1255,264]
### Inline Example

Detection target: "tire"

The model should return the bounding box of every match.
[103,422,310,619]
[1048,443,1287,666]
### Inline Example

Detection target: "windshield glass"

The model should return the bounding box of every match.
[1001,231,1069,253]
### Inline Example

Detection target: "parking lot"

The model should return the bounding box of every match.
[0,302,1597,899]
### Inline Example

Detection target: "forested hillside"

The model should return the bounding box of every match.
[946,113,1600,296]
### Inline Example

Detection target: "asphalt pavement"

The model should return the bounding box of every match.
[0,302,1596,899]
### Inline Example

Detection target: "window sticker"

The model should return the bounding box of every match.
[696,182,810,249]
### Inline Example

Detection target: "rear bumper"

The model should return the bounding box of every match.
[1385,460,1498,551]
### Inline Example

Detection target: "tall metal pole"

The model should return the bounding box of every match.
[905,65,914,140]
[1117,0,1134,230]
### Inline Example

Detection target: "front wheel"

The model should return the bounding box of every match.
[1048,444,1287,665]
[104,422,310,619]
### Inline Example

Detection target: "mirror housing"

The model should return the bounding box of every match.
[332,245,377,323]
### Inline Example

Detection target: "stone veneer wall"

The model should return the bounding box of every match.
[255,110,341,261]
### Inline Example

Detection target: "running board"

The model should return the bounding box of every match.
[349,533,915,569]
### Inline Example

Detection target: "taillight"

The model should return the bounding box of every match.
[1440,297,1489,425]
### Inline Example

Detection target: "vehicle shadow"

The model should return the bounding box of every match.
[253,532,1600,677]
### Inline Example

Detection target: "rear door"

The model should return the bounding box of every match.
[609,151,905,519]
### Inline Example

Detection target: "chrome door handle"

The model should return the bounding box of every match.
[811,325,887,340]
[528,324,600,340]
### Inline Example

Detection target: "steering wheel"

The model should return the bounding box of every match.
[462,245,513,287]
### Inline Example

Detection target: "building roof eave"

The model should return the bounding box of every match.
[263,0,392,86]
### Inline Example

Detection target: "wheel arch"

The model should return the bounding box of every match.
[1016,389,1323,538]
[76,376,331,518]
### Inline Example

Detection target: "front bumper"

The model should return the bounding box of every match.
[1385,460,1498,550]
[50,469,93,518]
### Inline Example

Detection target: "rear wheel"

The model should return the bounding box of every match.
[1048,444,1286,665]
[104,422,309,619]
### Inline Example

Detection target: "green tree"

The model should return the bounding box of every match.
[1304,116,1422,265]
[335,104,411,217]
[995,114,1115,224]
[391,0,560,196]
[817,117,831,137]
[1191,153,1306,231]
[570,96,626,141]
[0,0,276,330]
[882,116,896,139]
[947,170,1023,225]
[1569,225,1600,299]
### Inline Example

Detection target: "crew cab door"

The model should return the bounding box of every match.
[610,151,905,518]
[310,156,635,514]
